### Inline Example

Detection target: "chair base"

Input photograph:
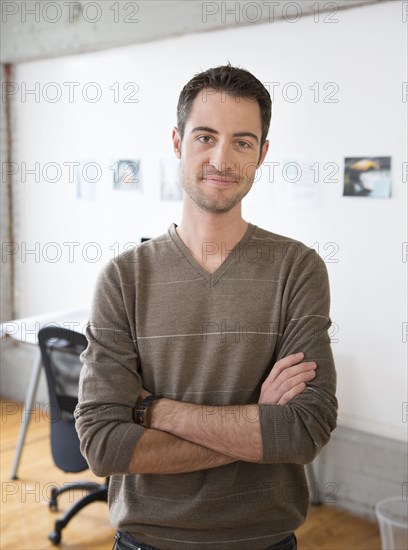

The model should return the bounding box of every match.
[48,479,108,545]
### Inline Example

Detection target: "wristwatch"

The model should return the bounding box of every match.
[133,395,161,428]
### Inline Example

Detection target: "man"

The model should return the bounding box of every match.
[75,64,337,550]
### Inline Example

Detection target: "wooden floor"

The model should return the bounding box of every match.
[1,399,382,550]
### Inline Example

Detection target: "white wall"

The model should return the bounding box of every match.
[8,1,407,441]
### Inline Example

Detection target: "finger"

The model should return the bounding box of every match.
[259,368,316,404]
[278,369,316,395]
[276,361,317,386]
[277,382,307,405]
[263,361,316,393]
[266,353,305,382]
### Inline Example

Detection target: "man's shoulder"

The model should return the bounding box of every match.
[252,225,308,247]
[250,224,325,272]
[113,228,173,266]
[96,228,173,283]
[251,224,314,255]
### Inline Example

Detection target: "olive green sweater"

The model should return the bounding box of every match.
[75,222,337,550]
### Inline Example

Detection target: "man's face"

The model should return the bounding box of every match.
[173,89,269,214]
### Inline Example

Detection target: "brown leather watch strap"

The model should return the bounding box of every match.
[133,395,161,428]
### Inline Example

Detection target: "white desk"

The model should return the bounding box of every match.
[1,309,89,479]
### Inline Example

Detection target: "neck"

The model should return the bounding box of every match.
[176,198,249,268]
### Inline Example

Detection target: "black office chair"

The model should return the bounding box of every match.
[38,326,108,545]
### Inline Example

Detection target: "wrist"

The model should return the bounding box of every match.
[150,397,172,430]
[134,395,162,428]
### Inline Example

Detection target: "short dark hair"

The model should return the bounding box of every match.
[176,64,272,149]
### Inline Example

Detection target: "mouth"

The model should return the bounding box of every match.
[202,176,237,187]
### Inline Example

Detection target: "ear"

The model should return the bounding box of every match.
[257,140,269,168]
[172,127,182,159]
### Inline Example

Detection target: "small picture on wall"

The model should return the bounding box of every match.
[113,160,142,191]
[76,161,97,201]
[160,157,183,201]
[343,157,391,198]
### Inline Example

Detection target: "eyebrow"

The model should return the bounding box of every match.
[190,126,259,144]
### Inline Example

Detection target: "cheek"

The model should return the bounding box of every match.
[239,161,258,182]
[180,156,202,179]
[183,143,204,163]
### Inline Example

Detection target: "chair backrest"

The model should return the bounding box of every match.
[38,326,89,473]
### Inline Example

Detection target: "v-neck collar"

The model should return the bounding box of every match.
[168,222,257,286]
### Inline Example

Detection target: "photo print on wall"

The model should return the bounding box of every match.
[343,157,391,198]
[76,160,97,201]
[113,160,142,191]
[284,158,321,209]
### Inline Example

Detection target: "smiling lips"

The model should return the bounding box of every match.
[202,176,237,186]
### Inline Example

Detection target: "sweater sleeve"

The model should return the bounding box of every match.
[258,249,338,464]
[74,257,145,477]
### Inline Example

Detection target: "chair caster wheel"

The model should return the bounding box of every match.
[49,530,61,545]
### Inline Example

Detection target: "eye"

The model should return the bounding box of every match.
[237,140,251,149]
[198,135,213,144]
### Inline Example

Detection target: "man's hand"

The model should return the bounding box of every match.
[259,352,316,405]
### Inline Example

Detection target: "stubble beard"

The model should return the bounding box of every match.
[179,160,253,214]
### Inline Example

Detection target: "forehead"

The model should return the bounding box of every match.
[186,89,262,134]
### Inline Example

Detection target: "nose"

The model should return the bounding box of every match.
[207,140,237,176]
